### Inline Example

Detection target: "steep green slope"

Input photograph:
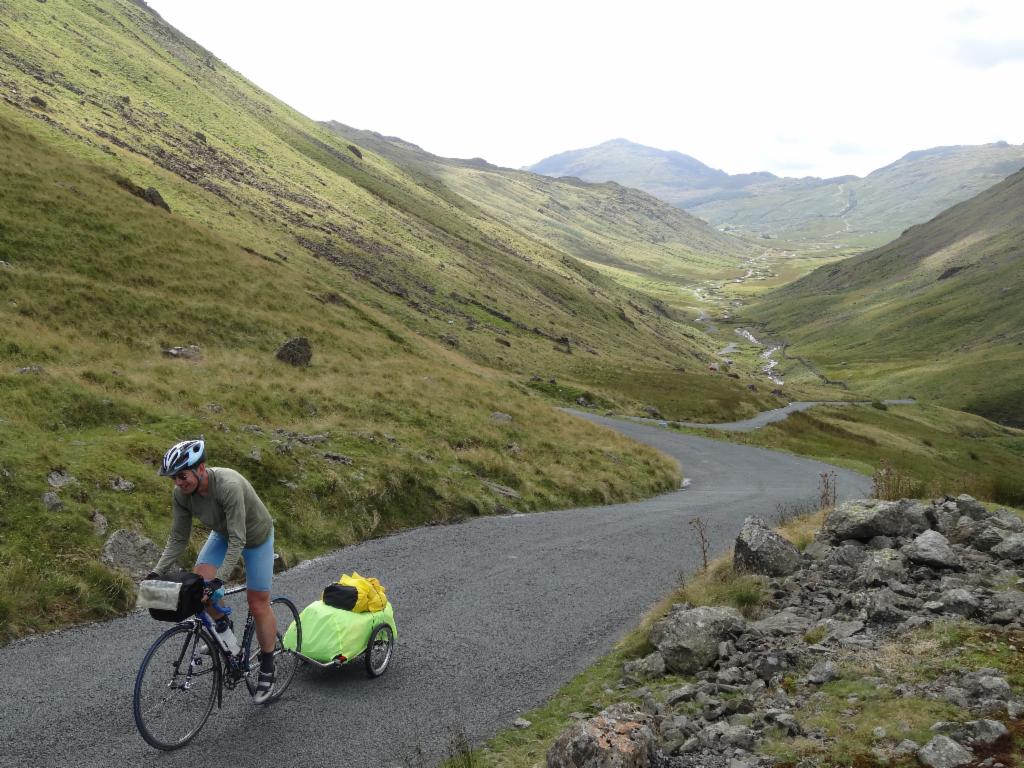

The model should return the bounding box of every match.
[0,110,685,641]
[529,139,1024,249]
[748,168,1024,425]
[0,0,773,411]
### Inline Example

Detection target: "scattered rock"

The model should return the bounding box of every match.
[162,345,202,360]
[143,187,170,212]
[904,530,960,569]
[275,336,312,367]
[623,652,666,681]
[47,469,75,488]
[110,476,135,492]
[805,660,839,685]
[323,452,353,465]
[90,510,108,536]
[100,529,159,580]
[480,479,521,499]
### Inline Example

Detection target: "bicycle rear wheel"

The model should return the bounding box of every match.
[243,596,301,703]
[133,624,220,750]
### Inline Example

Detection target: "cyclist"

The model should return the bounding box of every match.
[146,439,278,704]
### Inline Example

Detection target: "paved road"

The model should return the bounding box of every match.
[0,413,870,768]
[641,399,917,432]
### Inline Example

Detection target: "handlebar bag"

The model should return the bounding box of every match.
[137,572,205,621]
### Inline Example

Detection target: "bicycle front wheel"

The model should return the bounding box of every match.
[133,624,220,750]
[244,596,301,703]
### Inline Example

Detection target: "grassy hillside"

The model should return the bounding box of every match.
[0,0,779,411]
[747,168,1024,426]
[0,0,787,640]
[324,124,760,314]
[0,110,688,641]
[529,139,1024,249]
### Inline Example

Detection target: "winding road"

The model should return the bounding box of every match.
[0,413,871,768]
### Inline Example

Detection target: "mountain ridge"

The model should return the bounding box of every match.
[528,139,1024,247]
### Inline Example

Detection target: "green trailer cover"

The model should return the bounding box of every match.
[283,599,396,663]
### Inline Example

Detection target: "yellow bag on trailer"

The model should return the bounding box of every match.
[337,572,387,613]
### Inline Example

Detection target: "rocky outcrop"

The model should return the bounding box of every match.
[548,496,1024,767]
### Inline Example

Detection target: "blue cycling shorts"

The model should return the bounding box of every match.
[196,528,275,592]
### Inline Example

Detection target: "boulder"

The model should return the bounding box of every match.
[917,735,973,768]
[41,492,63,511]
[547,703,656,768]
[988,590,1024,623]
[100,529,159,580]
[649,605,746,675]
[954,494,990,521]
[991,533,1024,563]
[805,660,839,685]
[822,499,928,543]
[934,719,1008,748]
[933,588,979,618]
[733,516,801,576]
[991,509,1024,533]
[275,336,312,367]
[904,530,959,569]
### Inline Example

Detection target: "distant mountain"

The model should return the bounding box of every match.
[529,140,1024,248]
[526,139,780,209]
[748,166,1024,425]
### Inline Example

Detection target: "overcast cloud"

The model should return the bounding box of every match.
[145,0,1024,179]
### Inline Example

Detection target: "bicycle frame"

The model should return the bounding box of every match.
[193,584,256,707]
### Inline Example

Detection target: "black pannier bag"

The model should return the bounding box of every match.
[136,571,205,621]
[322,583,358,611]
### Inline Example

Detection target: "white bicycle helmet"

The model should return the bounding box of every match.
[159,439,206,476]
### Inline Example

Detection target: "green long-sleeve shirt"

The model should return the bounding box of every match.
[153,467,273,580]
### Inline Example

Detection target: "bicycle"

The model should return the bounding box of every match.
[132,583,302,751]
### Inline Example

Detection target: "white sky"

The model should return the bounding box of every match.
[145,0,1024,179]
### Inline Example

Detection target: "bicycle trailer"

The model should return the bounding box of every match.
[283,572,397,674]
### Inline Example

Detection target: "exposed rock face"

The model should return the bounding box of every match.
[547,703,656,768]
[649,606,746,675]
[275,336,312,366]
[100,529,159,580]
[733,516,801,576]
[822,498,929,542]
